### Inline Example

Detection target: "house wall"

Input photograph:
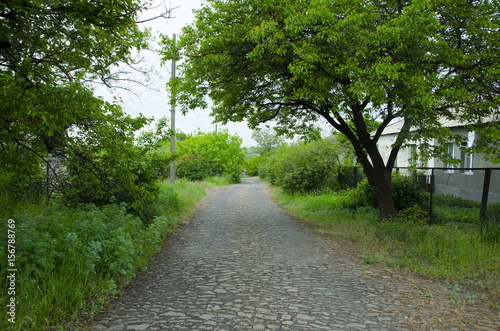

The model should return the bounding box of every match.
[377,130,500,203]
[377,135,436,170]
[432,168,500,203]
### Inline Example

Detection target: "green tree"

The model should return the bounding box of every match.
[245,155,265,177]
[176,130,247,182]
[136,117,172,150]
[0,0,171,190]
[176,155,220,181]
[162,0,499,219]
[251,128,287,156]
[58,100,163,222]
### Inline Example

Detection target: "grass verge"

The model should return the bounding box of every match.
[275,189,500,309]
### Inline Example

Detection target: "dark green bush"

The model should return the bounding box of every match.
[176,154,221,181]
[259,140,342,194]
[390,205,428,226]
[62,148,161,223]
[341,179,377,209]
[341,174,425,212]
[391,174,425,210]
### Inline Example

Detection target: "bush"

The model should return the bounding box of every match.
[0,204,144,329]
[390,205,428,226]
[341,180,377,209]
[176,154,220,181]
[391,173,425,210]
[0,180,206,330]
[258,139,342,194]
[341,174,425,212]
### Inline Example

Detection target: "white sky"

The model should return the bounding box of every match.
[96,0,257,147]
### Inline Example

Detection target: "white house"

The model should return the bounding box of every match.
[375,118,500,203]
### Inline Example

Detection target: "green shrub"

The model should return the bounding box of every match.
[341,180,377,209]
[341,174,425,212]
[391,174,425,210]
[245,155,264,177]
[258,139,342,194]
[176,154,220,181]
[258,148,289,186]
[0,204,145,330]
[390,205,428,226]
[62,147,162,223]
[0,180,206,330]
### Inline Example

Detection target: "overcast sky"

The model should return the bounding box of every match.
[96,0,332,147]
[95,0,259,147]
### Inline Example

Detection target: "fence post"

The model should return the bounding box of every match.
[428,168,435,224]
[480,168,492,225]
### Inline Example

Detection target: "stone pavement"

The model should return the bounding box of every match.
[93,178,499,330]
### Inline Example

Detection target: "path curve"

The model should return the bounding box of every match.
[93,177,497,330]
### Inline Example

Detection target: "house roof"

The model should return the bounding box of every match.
[376,115,497,136]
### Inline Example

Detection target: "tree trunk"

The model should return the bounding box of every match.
[365,166,396,220]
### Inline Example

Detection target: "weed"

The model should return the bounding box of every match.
[202,175,235,187]
[360,252,385,265]
[419,288,434,298]
[0,180,207,330]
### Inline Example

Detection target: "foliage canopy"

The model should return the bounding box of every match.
[0,0,174,219]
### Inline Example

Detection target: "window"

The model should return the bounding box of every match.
[445,143,455,171]
[408,144,417,167]
[460,141,473,173]
[408,144,416,160]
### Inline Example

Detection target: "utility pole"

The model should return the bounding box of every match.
[169,34,176,184]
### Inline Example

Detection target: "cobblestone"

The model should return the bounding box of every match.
[93,178,499,330]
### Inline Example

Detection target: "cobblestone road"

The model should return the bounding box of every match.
[93,178,498,330]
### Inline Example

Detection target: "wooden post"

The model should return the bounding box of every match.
[480,168,492,225]
[428,168,435,224]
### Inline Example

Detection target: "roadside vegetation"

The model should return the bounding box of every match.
[253,134,500,309]
[0,110,245,330]
[0,177,232,330]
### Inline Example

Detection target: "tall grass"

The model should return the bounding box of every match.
[201,175,235,187]
[276,190,500,308]
[0,180,207,330]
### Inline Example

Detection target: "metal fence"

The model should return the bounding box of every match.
[395,167,500,225]
[348,166,500,225]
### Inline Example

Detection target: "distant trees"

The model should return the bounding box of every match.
[251,128,286,156]
[176,130,247,182]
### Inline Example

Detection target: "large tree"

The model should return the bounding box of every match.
[0,0,171,185]
[251,128,287,156]
[161,0,499,219]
